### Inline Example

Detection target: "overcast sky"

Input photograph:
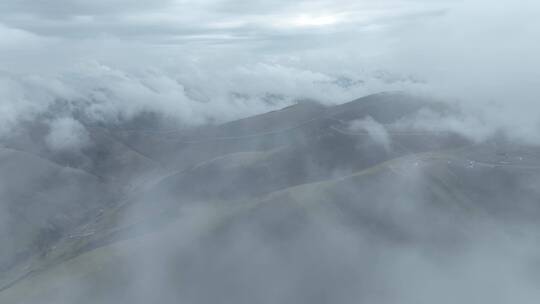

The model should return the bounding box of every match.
[0,0,450,72]
[0,0,539,141]
[1,0,537,81]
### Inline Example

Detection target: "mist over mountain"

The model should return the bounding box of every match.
[1,92,540,304]
[1,0,540,303]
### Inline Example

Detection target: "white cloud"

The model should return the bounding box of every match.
[45,117,90,152]
[349,116,391,150]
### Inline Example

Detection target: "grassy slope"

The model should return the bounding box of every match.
[0,149,491,303]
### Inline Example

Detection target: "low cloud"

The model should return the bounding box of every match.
[0,61,423,141]
[349,116,391,151]
[45,117,90,152]
[1,1,539,303]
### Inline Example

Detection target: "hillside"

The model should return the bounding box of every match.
[1,92,540,304]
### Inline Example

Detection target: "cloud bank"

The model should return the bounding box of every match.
[0,0,537,145]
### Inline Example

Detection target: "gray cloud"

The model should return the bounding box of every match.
[0,0,173,18]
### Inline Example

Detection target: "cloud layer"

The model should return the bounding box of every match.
[0,0,539,143]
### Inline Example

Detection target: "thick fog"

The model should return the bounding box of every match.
[1,0,540,303]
